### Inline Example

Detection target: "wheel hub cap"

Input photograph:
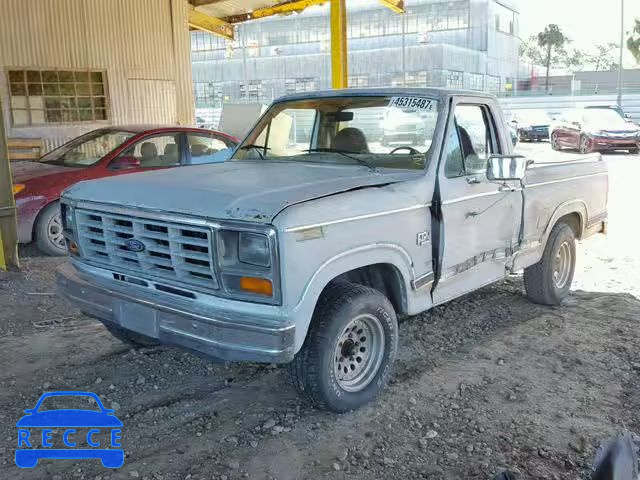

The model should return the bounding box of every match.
[552,241,572,289]
[48,213,65,248]
[333,313,385,393]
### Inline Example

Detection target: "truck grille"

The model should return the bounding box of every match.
[75,208,218,290]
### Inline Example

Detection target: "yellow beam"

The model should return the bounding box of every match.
[188,5,234,40]
[224,0,328,23]
[330,0,348,89]
[0,96,19,271]
[378,0,405,14]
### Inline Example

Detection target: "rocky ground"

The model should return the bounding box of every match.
[0,144,638,480]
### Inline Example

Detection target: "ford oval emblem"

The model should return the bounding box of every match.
[124,239,145,253]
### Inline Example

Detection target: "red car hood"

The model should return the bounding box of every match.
[11,161,76,182]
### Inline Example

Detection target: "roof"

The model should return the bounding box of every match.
[273,87,496,103]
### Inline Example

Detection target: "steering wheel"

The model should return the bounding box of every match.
[389,146,421,155]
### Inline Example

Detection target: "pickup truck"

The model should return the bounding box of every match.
[57,88,608,412]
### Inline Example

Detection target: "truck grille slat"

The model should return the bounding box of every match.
[76,209,219,290]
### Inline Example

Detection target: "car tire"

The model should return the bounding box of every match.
[551,133,561,151]
[35,202,67,256]
[579,135,592,154]
[288,281,398,413]
[523,222,576,306]
[629,147,639,155]
[104,323,159,347]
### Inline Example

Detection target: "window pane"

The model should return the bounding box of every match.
[93,97,106,108]
[10,96,27,108]
[10,83,26,95]
[128,134,182,167]
[455,105,494,175]
[26,71,41,83]
[92,83,104,95]
[8,71,24,83]
[29,97,44,109]
[60,97,77,108]
[45,98,61,109]
[77,97,92,108]
[60,83,75,95]
[444,123,465,178]
[12,109,29,125]
[28,83,42,96]
[95,108,107,120]
[46,109,62,122]
[76,83,91,95]
[90,71,103,83]
[79,109,93,121]
[43,71,59,82]
[59,71,74,82]
[31,110,46,123]
[74,71,89,82]
[43,83,60,96]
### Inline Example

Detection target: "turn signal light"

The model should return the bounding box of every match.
[68,241,79,255]
[239,277,273,296]
[12,184,25,195]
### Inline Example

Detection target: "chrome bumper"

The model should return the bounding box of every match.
[56,263,296,363]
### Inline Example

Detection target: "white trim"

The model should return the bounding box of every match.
[284,204,429,232]
[441,189,504,205]
[526,172,607,188]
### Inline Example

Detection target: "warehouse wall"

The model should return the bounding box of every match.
[0,0,194,151]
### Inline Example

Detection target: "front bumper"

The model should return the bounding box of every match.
[519,129,549,140]
[57,262,296,363]
[591,137,639,150]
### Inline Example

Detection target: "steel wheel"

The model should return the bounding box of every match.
[333,313,385,393]
[579,136,591,154]
[552,241,573,289]
[551,133,559,150]
[47,212,65,249]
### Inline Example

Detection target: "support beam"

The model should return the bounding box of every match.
[224,0,328,24]
[0,97,19,271]
[330,0,348,89]
[188,4,234,40]
[378,0,405,14]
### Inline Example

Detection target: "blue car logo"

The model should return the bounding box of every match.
[124,239,145,253]
[15,391,124,468]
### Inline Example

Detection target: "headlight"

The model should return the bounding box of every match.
[60,203,75,232]
[217,228,279,303]
[238,232,270,267]
[12,184,25,195]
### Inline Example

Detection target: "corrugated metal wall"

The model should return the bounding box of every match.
[0,0,194,150]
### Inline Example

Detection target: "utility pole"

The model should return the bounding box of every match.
[617,0,625,106]
[0,97,19,271]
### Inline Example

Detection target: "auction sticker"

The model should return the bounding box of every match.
[389,96,435,111]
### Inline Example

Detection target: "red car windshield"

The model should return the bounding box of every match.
[40,130,135,168]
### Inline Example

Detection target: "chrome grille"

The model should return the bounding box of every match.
[75,209,218,290]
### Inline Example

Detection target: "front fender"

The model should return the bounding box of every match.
[288,243,415,351]
[542,199,587,241]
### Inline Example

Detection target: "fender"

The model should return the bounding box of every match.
[289,242,421,350]
[542,198,588,241]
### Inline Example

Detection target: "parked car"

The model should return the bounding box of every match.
[509,110,552,142]
[58,88,608,412]
[508,124,518,147]
[380,107,427,146]
[12,126,238,256]
[551,108,640,154]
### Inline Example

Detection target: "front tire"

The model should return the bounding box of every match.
[524,222,576,306]
[35,202,67,256]
[289,282,398,412]
[551,133,561,150]
[579,135,592,154]
[629,147,639,155]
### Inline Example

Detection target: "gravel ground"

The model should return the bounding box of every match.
[0,144,639,480]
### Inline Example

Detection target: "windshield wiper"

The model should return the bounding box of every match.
[308,148,379,173]
[238,144,270,161]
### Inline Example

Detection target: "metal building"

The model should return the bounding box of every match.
[191,0,520,111]
[0,0,195,152]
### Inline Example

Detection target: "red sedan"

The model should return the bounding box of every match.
[12,126,238,256]
[551,108,640,154]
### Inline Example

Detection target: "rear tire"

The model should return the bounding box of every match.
[524,222,576,306]
[35,202,67,256]
[289,282,398,412]
[551,133,560,151]
[629,147,639,155]
[104,323,159,347]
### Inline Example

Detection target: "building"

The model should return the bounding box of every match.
[1,0,195,151]
[191,0,520,111]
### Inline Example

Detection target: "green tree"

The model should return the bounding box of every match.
[537,24,568,92]
[628,18,640,64]
[592,43,619,71]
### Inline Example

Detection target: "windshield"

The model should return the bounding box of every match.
[40,129,135,167]
[232,96,439,171]
[584,109,629,128]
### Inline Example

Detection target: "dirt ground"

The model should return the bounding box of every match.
[1,144,639,480]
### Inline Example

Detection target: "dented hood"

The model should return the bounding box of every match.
[64,161,419,223]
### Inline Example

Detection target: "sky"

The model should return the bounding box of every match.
[516,0,640,66]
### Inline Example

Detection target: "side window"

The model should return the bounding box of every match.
[187,133,231,164]
[443,122,465,178]
[116,134,182,168]
[453,104,496,176]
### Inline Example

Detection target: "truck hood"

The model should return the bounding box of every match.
[65,161,420,223]
[12,161,76,182]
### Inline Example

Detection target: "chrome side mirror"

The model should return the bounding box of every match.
[486,155,527,182]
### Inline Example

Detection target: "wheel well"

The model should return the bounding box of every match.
[32,200,59,240]
[328,263,407,315]
[556,212,582,239]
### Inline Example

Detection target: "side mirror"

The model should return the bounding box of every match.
[111,155,140,170]
[486,155,527,182]
[624,113,631,119]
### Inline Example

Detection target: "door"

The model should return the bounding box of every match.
[565,110,582,148]
[186,132,236,165]
[432,101,522,305]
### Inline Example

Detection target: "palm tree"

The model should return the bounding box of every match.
[537,24,567,93]
[628,18,640,64]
